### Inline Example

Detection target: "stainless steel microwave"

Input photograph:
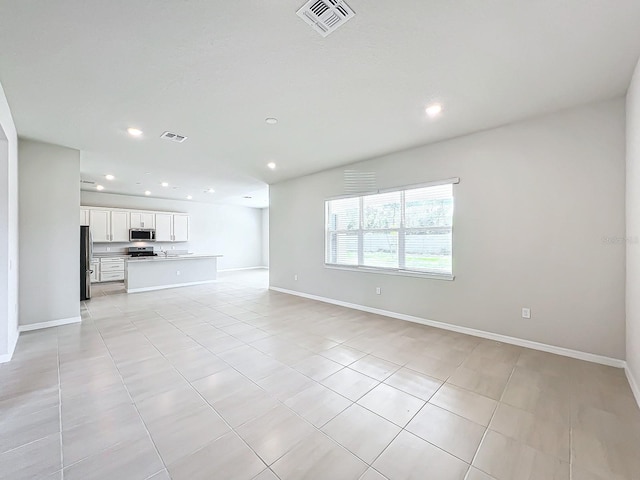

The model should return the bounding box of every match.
[129,229,156,242]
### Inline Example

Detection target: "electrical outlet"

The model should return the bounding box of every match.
[106,247,110,251]
[376,287,381,295]
[294,274,298,281]
[522,307,531,319]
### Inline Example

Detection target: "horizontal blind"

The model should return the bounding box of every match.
[326,197,359,231]
[405,184,453,228]
[325,181,454,276]
[404,184,453,274]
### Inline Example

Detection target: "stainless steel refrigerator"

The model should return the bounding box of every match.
[80,226,92,300]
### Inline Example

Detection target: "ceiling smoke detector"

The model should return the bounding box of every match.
[296,0,355,37]
[160,131,188,143]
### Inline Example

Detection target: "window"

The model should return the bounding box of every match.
[325,179,456,278]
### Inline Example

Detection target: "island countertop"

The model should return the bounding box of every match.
[126,254,223,263]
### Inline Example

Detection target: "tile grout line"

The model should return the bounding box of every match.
[569,365,574,480]
[88,314,171,476]
[131,296,416,476]
[163,302,496,477]
[57,327,64,480]
[467,347,521,479]
[11,278,637,479]
[128,309,279,478]
[362,353,461,478]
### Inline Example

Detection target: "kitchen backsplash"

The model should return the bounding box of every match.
[92,242,189,255]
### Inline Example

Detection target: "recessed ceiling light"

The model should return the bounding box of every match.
[187,195,193,200]
[145,191,151,196]
[105,174,115,181]
[145,172,151,175]
[96,185,105,191]
[265,118,278,125]
[425,104,443,118]
[161,182,169,187]
[207,188,215,193]
[127,127,143,137]
[267,162,277,170]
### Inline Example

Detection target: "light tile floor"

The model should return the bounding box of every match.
[1,270,639,480]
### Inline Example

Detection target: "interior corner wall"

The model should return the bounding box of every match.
[19,139,80,328]
[80,191,264,270]
[270,98,626,360]
[262,208,269,268]
[0,81,18,362]
[626,56,640,396]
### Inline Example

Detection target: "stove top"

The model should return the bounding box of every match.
[128,247,157,257]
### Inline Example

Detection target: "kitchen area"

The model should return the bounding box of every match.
[81,205,222,299]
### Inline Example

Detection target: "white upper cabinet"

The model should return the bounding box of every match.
[130,212,155,229]
[156,213,189,242]
[173,214,189,242]
[80,209,90,226]
[110,211,130,242]
[155,213,173,242]
[89,210,110,242]
[84,207,188,243]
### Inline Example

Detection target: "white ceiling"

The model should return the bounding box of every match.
[1,1,639,208]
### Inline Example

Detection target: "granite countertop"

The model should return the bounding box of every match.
[126,254,223,262]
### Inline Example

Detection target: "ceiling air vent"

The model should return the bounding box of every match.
[296,0,355,37]
[80,180,96,185]
[160,131,188,143]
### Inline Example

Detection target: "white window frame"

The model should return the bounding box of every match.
[325,177,459,280]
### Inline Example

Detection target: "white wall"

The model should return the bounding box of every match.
[0,81,19,362]
[81,192,264,270]
[262,207,269,267]
[270,98,626,360]
[19,139,80,328]
[626,57,640,397]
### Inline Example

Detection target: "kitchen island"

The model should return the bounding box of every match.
[125,254,222,293]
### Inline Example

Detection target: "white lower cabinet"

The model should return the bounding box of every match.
[90,260,100,283]
[100,271,125,282]
[96,257,125,282]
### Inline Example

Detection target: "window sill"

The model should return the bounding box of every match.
[324,264,455,281]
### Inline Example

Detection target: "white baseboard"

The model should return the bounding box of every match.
[269,286,626,369]
[0,332,19,364]
[626,366,640,409]
[19,316,82,333]
[218,266,268,272]
[127,279,218,294]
